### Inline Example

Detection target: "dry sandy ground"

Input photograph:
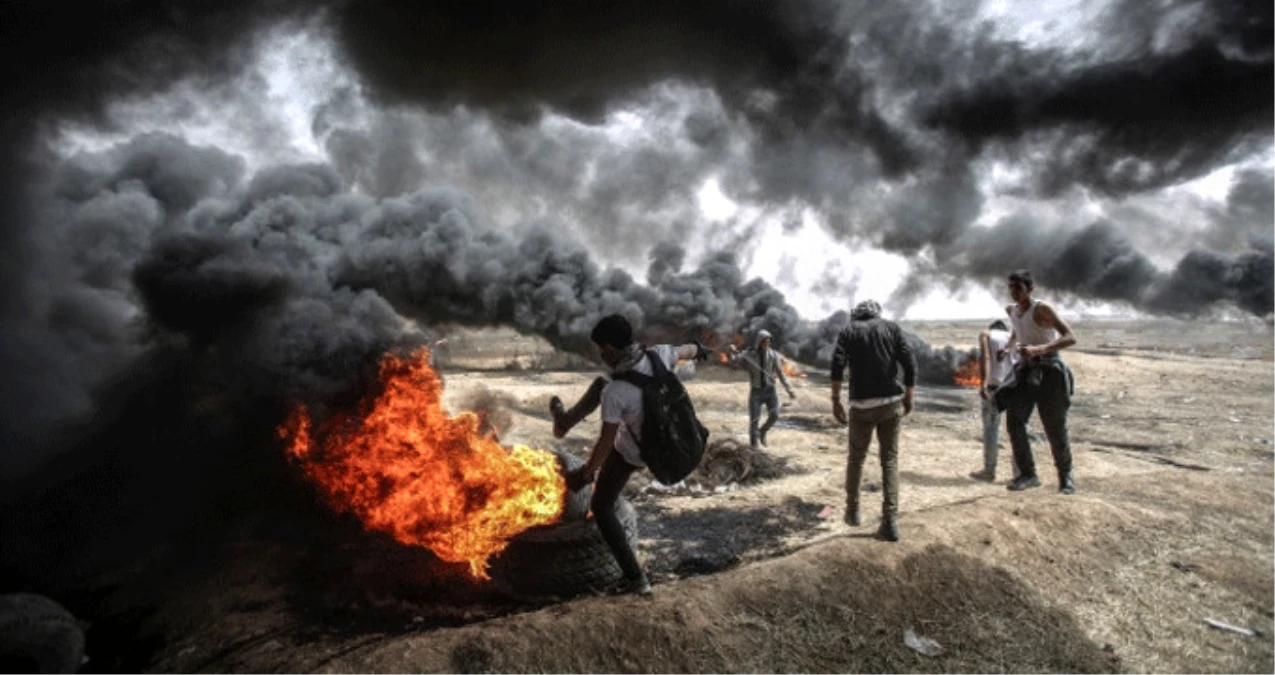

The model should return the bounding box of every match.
[141,319,1273,673]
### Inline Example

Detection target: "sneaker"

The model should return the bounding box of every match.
[549,396,568,438]
[1059,474,1076,495]
[612,575,652,596]
[1007,475,1041,491]
[877,521,899,542]
[844,509,861,527]
[968,469,995,482]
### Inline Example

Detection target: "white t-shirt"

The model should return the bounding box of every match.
[986,328,1016,387]
[1009,300,1058,347]
[600,344,680,468]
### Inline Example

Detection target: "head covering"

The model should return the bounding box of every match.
[851,300,881,321]
[755,329,773,347]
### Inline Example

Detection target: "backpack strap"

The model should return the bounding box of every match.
[610,350,660,451]
[612,350,659,387]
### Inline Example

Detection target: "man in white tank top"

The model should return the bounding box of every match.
[969,319,1016,483]
[997,270,1079,494]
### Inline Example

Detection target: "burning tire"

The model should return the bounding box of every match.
[0,594,85,674]
[489,453,638,601]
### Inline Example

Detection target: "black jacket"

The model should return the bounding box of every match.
[830,318,917,400]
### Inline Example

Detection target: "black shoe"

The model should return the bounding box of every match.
[877,521,899,542]
[611,575,652,596]
[549,396,568,438]
[968,469,995,482]
[1059,474,1076,495]
[1007,475,1041,491]
[844,509,861,527]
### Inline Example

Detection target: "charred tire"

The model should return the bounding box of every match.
[0,593,85,674]
[489,452,638,600]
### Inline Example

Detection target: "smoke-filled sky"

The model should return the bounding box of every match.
[0,0,1270,472]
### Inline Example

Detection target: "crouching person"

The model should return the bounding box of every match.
[554,314,706,596]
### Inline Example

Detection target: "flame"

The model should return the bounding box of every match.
[782,360,806,379]
[701,331,747,366]
[278,348,566,579]
[953,357,982,388]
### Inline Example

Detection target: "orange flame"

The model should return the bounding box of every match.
[278,348,566,579]
[953,357,982,388]
[782,360,806,379]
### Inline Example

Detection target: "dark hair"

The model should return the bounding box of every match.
[988,319,1008,331]
[590,314,633,348]
[1008,269,1034,290]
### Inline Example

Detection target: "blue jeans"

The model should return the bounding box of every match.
[981,395,1001,474]
[748,386,780,445]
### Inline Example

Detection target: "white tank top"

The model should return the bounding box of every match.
[985,329,1015,386]
[1009,300,1058,347]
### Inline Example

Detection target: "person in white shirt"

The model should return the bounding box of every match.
[552,314,704,596]
[970,319,1017,482]
[996,270,1079,494]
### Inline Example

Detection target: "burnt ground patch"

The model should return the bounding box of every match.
[638,496,826,580]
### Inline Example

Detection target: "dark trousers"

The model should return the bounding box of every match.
[591,450,643,581]
[846,401,903,523]
[1004,367,1072,482]
[748,386,780,445]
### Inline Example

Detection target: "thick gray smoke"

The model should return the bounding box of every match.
[0,0,1269,482]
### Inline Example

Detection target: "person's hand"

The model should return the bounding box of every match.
[832,398,847,425]
[1020,345,1043,360]
[787,389,797,401]
[564,466,594,492]
[978,385,989,401]
[902,390,915,416]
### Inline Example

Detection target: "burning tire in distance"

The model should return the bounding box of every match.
[489,452,637,601]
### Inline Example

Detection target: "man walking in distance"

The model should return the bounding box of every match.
[969,319,1017,483]
[727,329,796,452]
[551,314,706,595]
[997,270,1079,494]
[830,300,916,542]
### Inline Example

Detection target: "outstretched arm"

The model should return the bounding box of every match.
[675,343,702,361]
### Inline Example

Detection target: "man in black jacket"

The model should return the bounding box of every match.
[829,300,916,542]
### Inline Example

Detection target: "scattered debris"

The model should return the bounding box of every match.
[817,505,836,519]
[1170,561,1196,573]
[635,438,797,498]
[903,628,943,657]
[1203,618,1260,638]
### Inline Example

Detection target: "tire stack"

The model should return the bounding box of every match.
[0,593,85,674]
[489,452,637,601]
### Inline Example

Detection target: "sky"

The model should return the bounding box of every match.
[0,0,1270,465]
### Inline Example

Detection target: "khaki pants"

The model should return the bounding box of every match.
[846,401,903,523]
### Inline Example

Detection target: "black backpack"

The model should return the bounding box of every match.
[614,349,710,485]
